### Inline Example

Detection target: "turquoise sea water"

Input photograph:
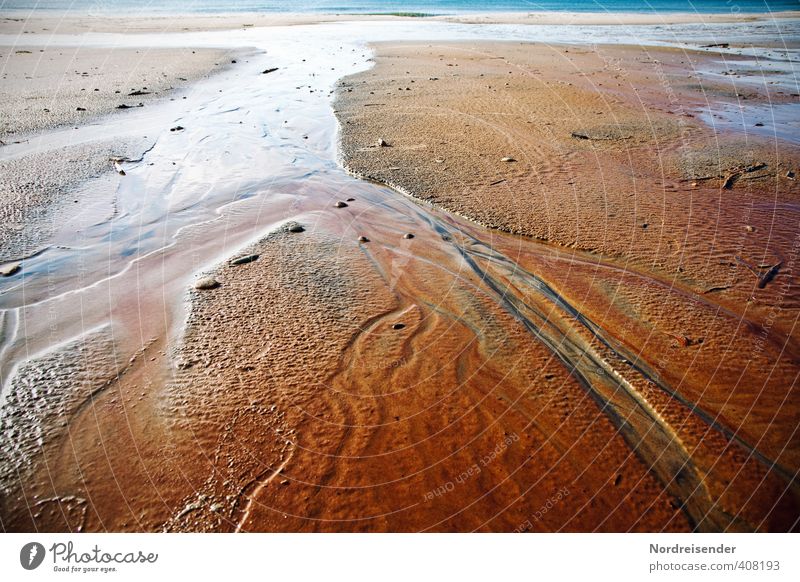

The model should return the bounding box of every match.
[1,0,798,15]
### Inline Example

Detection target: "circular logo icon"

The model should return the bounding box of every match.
[20,542,45,570]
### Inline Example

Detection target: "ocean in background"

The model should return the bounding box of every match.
[1,0,798,15]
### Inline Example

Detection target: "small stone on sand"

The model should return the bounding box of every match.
[287,223,305,233]
[170,125,184,132]
[377,138,390,147]
[194,277,220,290]
[501,157,516,162]
[335,201,348,208]
[0,262,21,277]
[230,254,259,266]
[403,233,415,239]
[358,236,369,243]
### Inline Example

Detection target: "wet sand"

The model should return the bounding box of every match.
[336,42,800,318]
[0,19,798,533]
[335,41,800,529]
[0,45,241,262]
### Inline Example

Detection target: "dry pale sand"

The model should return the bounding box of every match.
[1,46,240,139]
[1,30,798,534]
[0,45,240,262]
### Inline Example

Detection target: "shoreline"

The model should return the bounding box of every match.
[2,10,799,34]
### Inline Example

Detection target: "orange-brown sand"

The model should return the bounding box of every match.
[334,42,800,530]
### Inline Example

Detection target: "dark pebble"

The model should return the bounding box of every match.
[230,254,259,266]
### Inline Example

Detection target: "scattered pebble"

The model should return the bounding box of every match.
[392,323,406,330]
[403,233,415,239]
[358,236,369,243]
[745,225,756,232]
[262,67,279,74]
[287,223,305,233]
[170,125,185,132]
[377,138,390,147]
[334,201,348,208]
[194,277,220,290]
[0,262,21,277]
[501,157,516,162]
[230,254,259,266]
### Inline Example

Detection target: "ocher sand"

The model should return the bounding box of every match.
[334,42,800,529]
[335,42,800,314]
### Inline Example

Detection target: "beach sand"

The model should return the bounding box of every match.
[0,17,798,533]
[335,41,800,316]
[0,45,240,261]
[333,41,800,530]
[1,46,239,138]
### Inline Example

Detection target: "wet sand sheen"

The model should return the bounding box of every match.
[1,21,798,532]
